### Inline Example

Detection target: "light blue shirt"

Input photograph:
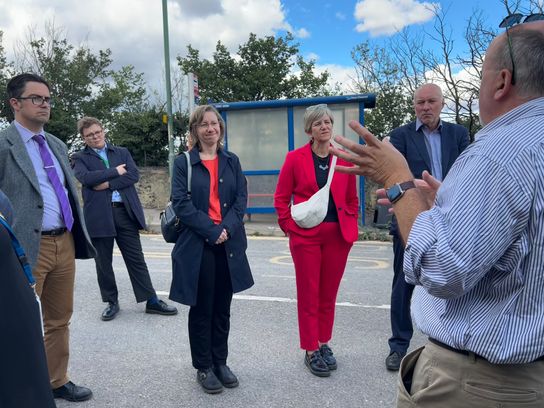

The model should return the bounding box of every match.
[93,145,122,203]
[14,121,68,230]
[416,118,443,181]
[405,97,544,364]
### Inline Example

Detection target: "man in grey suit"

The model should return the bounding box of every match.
[385,84,469,371]
[0,73,96,402]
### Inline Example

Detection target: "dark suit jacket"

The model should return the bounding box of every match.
[0,123,96,268]
[71,144,147,238]
[0,216,56,408]
[274,142,359,243]
[389,120,470,235]
[169,148,254,306]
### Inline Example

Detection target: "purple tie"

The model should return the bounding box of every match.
[32,135,74,231]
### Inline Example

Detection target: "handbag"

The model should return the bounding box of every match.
[160,151,191,243]
[290,154,337,229]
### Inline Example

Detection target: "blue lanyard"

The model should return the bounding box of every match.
[0,214,36,287]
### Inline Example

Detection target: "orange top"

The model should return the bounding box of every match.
[202,157,222,224]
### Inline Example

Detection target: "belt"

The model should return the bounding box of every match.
[429,338,544,363]
[41,227,67,236]
[111,202,125,208]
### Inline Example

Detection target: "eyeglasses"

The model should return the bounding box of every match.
[83,129,103,138]
[197,121,219,129]
[17,95,54,106]
[499,13,544,85]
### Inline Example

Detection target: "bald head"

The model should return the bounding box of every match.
[413,83,444,131]
[479,23,544,124]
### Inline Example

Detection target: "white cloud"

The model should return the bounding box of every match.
[354,0,439,37]
[294,28,310,38]
[335,12,346,20]
[315,64,358,94]
[305,52,320,62]
[0,0,291,94]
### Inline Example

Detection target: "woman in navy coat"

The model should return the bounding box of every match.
[169,105,253,394]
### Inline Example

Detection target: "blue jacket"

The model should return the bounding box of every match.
[389,120,469,236]
[169,148,254,306]
[71,144,147,238]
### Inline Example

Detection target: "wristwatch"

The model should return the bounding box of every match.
[386,181,416,204]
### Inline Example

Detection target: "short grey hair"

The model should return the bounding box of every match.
[495,28,544,98]
[303,104,334,133]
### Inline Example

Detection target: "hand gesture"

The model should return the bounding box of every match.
[116,164,127,175]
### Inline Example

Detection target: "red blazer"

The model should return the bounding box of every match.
[274,143,359,242]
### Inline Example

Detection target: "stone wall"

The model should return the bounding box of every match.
[136,167,171,209]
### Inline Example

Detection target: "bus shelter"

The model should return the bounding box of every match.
[214,94,376,224]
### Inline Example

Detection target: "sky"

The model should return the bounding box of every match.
[0,0,519,103]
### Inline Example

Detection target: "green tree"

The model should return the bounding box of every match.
[351,42,414,139]
[7,24,148,149]
[178,33,331,102]
[107,107,189,167]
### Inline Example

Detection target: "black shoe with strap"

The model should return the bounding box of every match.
[145,299,178,315]
[213,365,239,388]
[197,368,223,394]
[385,351,404,371]
[52,381,93,402]
[304,351,330,377]
[319,344,337,370]
[101,301,120,321]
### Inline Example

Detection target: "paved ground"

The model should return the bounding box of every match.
[54,232,425,408]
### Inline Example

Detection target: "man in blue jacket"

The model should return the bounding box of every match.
[385,84,469,371]
[72,116,177,321]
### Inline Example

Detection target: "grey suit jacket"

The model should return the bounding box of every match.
[0,123,96,268]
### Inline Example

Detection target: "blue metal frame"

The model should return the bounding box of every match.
[215,94,376,223]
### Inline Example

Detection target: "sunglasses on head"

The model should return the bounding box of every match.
[498,13,544,85]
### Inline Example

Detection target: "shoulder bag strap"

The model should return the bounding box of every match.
[184,151,192,195]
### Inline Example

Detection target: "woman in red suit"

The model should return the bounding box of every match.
[274,104,359,377]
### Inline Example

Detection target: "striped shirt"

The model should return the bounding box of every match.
[404,97,544,364]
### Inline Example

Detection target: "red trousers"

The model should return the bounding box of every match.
[289,222,353,350]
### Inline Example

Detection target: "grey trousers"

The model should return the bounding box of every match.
[397,341,544,407]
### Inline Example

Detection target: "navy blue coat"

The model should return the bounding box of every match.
[71,144,147,238]
[389,120,469,235]
[169,148,254,306]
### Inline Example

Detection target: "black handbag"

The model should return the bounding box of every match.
[160,152,191,243]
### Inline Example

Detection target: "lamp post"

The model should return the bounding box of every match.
[162,0,175,178]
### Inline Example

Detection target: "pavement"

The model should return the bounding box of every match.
[143,209,392,241]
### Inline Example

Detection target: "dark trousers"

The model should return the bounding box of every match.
[188,244,233,370]
[388,233,415,355]
[92,206,156,304]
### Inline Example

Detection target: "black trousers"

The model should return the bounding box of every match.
[189,243,233,370]
[92,206,156,304]
[388,233,415,355]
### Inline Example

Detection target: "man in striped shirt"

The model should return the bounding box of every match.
[332,21,544,408]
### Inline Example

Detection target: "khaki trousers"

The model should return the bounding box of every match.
[33,231,75,389]
[397,341,544,408]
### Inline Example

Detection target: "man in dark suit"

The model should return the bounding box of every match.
[72,116,177,321]
[0,73,95,402]
[0,189,56,408]
[385,83,469,371]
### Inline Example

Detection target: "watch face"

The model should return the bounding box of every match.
[386,184,402,203]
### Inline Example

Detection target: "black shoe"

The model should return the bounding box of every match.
[52,381,93,402]
[145,299,178,315]
[197,368,223,394]
[213,365,239,388]
[304,351,330,377]
[385,351,404,371]
[319,344,337,370]
[101,302,120,321]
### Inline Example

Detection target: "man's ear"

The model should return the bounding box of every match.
[8,98,20,112]
[494,69,514,101]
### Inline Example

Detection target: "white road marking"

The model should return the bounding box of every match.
[233,294,390,309]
